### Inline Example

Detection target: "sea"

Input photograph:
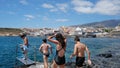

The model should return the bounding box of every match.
[0,36,120,68]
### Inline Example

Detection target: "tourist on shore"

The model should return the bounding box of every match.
[70,36,91,68]
[48,33,66,68]
[39,38,52,68]
[19,33,29,60]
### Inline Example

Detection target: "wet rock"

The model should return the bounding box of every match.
[97,53,112,58]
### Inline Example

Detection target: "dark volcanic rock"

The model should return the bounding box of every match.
[92,44,120,68]
[97,53,112,58]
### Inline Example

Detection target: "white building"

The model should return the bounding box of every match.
[74,27,83,35]
[115,25,120,31]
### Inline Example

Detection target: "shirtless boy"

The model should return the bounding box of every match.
[70,36,91,68]
[19,33,29,60]
[39,39,52,68]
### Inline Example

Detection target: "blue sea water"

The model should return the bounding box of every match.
[0,36,120,68]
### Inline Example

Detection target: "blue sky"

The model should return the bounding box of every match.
[0,0,120,28]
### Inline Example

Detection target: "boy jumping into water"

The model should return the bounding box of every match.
[70,36,91,68]
[39,39,52,68]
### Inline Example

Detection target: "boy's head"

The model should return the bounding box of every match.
[74,36,80,41]
[19,33,26,38]
[42,38,47,43]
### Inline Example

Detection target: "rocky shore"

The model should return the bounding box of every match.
[91,44,120,68]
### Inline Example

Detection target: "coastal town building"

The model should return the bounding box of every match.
[115,25,120,31]
[74,27,83,36]
[2,25,120,38]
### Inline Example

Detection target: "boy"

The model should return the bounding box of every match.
[39,39,52,68]
[19,33,29,60]
[70,36,91,68]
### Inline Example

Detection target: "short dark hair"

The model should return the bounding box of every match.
[42,39,47,43]
[19,33,26,38]
[74,36,80,41]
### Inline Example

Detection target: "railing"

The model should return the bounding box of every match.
[14,44,37,68]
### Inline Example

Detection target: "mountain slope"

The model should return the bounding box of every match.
[73,19,120,28]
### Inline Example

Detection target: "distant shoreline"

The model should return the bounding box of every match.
[0,28,120,38]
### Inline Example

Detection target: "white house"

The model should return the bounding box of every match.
[74,27,83,35]
[115,25,120,31]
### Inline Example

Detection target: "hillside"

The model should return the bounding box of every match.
[0,28,23,36]
[72,19,120,28]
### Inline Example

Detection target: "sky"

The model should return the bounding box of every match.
[0,0,120,28]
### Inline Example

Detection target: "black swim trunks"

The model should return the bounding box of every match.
[43,53,49,57]
[76,57,85,67]
[54,55,65,65]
